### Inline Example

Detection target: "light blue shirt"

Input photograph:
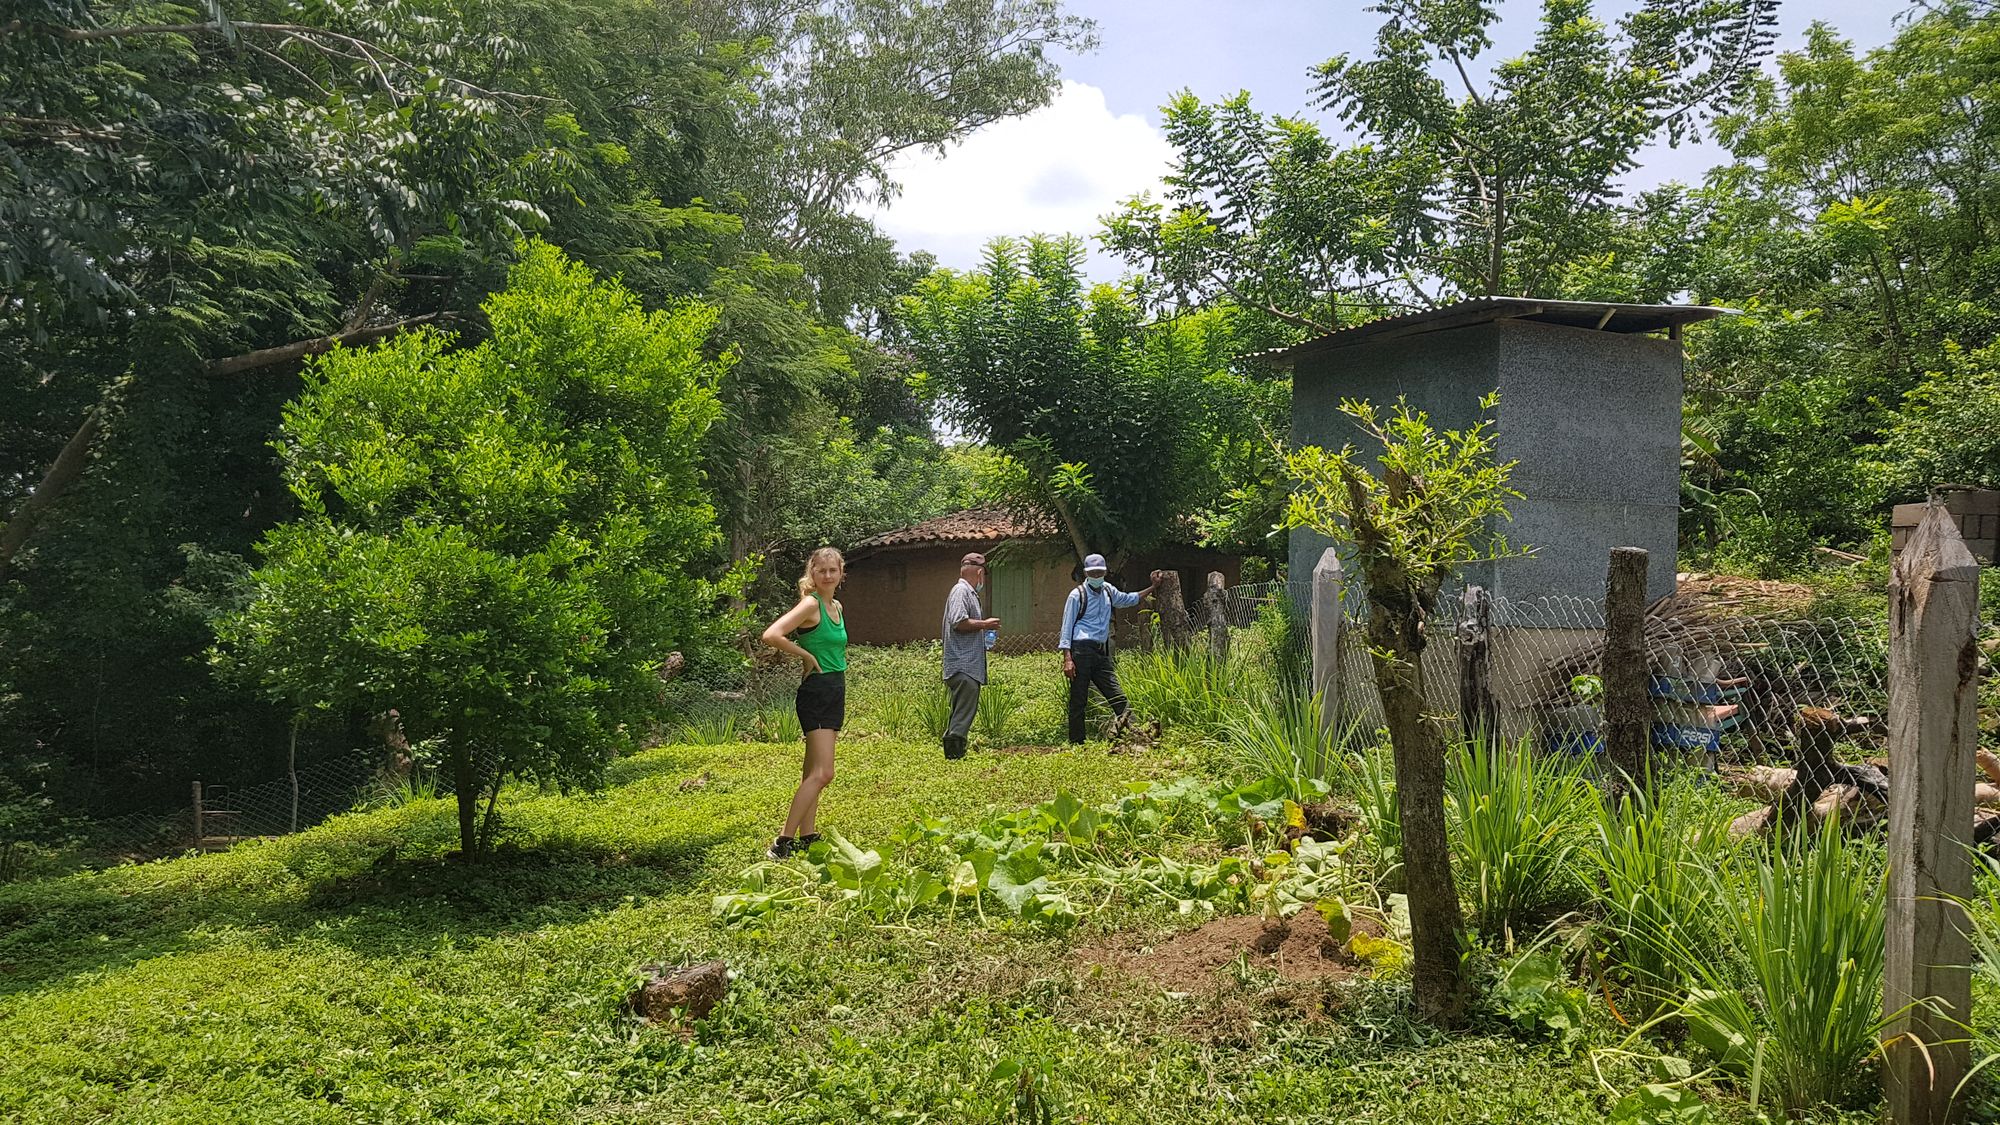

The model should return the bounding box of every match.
[1059,583,1141,650]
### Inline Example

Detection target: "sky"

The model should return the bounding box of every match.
[866,0,1908,281]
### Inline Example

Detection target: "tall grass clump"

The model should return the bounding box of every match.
[756,706,803,744]
[916,688,952,743]
[1120,645,1252,737]
[1964,879,2000,1114]
[1249,596,1313,706]
[1644,820,1888,1116]
[1341,736,1401,888]
[1220,690,1349,801]
[678,713,742,746]
[1446,736,1596,938]
[975,681,1019,746]
[1587,777,1729,1015]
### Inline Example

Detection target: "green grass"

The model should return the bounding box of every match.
[0,642,1964,1124]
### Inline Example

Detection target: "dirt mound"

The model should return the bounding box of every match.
[1081,909,1376,994]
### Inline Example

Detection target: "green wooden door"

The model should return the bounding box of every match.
[988,561,1033,641]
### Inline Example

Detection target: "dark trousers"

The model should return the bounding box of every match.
[1066,641,1127,743]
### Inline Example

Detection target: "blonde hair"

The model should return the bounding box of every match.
[797,546,845,597]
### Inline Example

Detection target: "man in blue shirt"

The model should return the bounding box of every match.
[1058,553,1158,744]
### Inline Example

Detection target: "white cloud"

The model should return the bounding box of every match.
[865,81,1173,281]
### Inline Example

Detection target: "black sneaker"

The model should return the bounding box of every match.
[765,836,797,861]
[797,833,821,852]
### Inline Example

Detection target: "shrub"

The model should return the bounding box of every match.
[215,242,732,857]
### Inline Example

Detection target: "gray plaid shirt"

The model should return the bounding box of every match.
[941,578,986,684]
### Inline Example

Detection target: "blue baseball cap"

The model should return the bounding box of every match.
[1082,553,1107,572]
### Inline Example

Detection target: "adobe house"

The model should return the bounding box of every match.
[842,507,1241,650]
[1263,297,1729,738]
[1269,297,1728,605]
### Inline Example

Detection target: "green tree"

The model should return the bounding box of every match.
[1104,0,1777,331]
[1283,394,1525,1025]
[1656,6,2000,563]
[901,235,1254,566]
[215,242,729,857]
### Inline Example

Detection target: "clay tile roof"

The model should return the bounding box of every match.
[850,506,1058,554]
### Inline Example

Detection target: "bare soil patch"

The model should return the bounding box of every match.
[1079,908,1378,994]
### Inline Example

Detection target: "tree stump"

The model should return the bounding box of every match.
[631,960,729,1023]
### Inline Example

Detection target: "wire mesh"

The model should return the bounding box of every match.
[24,573,1918,879]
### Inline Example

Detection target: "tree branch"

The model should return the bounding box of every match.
[0,405,103,579]
[206,313,450,377]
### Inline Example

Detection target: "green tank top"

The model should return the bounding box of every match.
[796,593,847,673]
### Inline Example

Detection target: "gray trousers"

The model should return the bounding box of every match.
[945,673,982,738]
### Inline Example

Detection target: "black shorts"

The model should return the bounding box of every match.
[795,671,846,732]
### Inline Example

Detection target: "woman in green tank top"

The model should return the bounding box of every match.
[758,546,849,860]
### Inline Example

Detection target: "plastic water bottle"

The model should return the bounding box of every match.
[983,629,997,650]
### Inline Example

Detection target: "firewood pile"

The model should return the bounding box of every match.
[1722,708,2000,859]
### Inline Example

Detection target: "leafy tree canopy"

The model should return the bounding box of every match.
[902,234,1261,565]
[214,241,732,856]
[1104,0,1778,333]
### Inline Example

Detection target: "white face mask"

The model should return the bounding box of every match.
[1086,575,1105,590]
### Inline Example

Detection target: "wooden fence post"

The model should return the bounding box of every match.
[1154,569,1192,650]
[1884,505,1980,1125]
[1602,547,1652,796]
[1457,585,1497,750]
[1204,571,1229,662]
[288,719,300,835]
[192,780,204,844]
[1311,548,1343,745]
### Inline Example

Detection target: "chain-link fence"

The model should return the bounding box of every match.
[22,572,1924,879]
[1237,577,1900,771]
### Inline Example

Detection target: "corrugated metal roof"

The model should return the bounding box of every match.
[1249,297,1733,367]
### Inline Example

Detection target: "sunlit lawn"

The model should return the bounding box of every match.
[0,646,1891,1124]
